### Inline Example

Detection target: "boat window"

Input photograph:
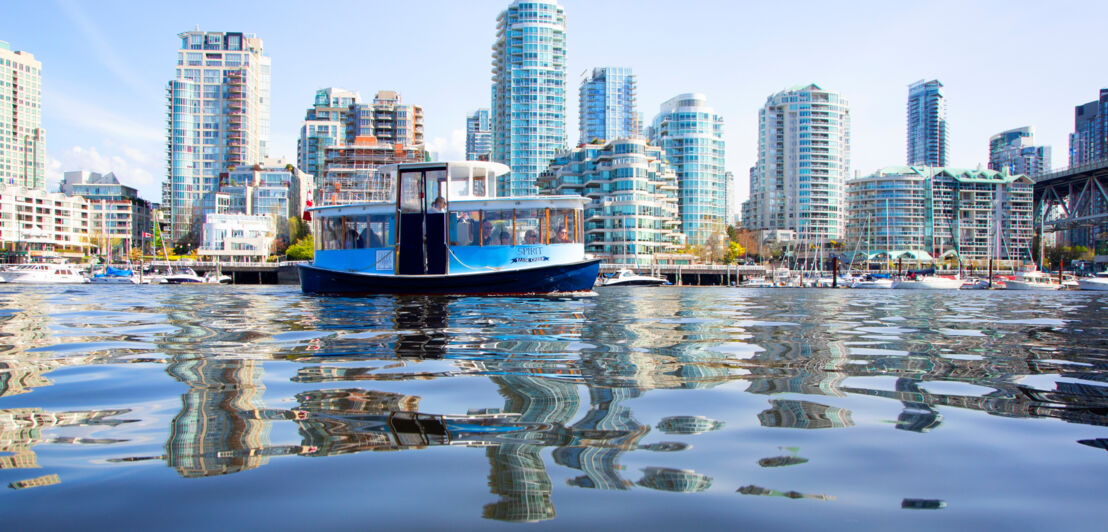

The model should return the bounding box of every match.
[368,213,395,247]
[399,171,422,213]
[480,209,513,246]
[321,217,343,251]
[449,174,469,199]
[472,175,486,197]
[449,210,479,246]
[515,208,546,246]
[551,208,577,243]
[426,170,447,210]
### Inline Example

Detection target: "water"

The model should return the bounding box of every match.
[1,284,1106,529]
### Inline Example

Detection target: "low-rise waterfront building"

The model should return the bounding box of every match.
[199,213,275,262]
[61,170,154,259]
[0,185,90,262]
[845,166,1033,265]
[539,138,685,264]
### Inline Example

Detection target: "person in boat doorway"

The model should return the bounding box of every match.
[430,197,446,213]
[524,230,538,244]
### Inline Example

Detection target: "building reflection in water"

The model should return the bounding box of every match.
[637,467,712,492]
[738,484,834,501]
[165,357,272,477]
[758,399,854,429]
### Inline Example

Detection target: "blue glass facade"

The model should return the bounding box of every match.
[491,0,567,197]
[647,94,726,246]
[466,108,492,161]
[297,88,361,184]
[579,67,640,145]
[1068,89,1108,166]
[906,79,948,167]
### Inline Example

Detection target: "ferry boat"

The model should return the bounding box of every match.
[298,161,601,295]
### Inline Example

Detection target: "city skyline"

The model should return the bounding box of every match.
[3,0,1104,204]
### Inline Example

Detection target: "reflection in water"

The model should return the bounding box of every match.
[1,286,1108,527]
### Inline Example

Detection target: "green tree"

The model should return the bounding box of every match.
[286,235,314,260]
[288,216,310,243]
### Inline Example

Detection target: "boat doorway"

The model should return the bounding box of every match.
[397,166,448,275]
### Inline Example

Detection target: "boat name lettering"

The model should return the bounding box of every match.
[515,247,541,256]
[511,256,549,264]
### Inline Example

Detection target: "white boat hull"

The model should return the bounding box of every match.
[892,277,963,290]
[1077,278,1108,291]
[851,279,894,289]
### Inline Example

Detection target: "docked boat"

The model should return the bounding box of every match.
[89,266,140,284]
[851,273,894,289]
[161,267,204,284]
[599,269,669,287]
[892,269,962,289]
[298,161,601,295]
[1004,270,1061,291]
[202,271,232,284]
[0,263,89,284]
[1078,272,1108,291]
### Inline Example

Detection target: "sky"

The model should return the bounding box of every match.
[3,0,1105,204]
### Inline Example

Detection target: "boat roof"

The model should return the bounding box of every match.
[311,195,588,216]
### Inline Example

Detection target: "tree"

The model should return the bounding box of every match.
[723,241,746,264]
[285,235,314,260]
[288,216,310,243]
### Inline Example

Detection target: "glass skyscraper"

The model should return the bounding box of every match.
[906,79,948,167]
[743,84,850,241]
[579,67,640,145]
[1069,88,1107,166]
[0,41,44,190]
[988,127,1051,178]
[166,30,271,243]
[647,94,726,246]
[466,108,492,161]
[491,0,567,196]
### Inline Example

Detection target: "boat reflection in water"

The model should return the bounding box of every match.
[3,286,1108,527]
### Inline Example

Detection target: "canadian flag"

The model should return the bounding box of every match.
[143,232,153,238]
[302,189,313,221]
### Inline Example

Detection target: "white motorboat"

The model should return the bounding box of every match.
[1004,270,1061,291]
[851,274,894,289]
[599,269,669,287]
[960,277,991,290]
[739,277,775,288]
[202,271,232,284]
[0,263,90,284]
[892,274,963,290]
[1077,272,1108,291]
[161,267,204,284]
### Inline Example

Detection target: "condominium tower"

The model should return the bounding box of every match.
[297,87,361,181]
[539,138,684,264]
[743,84,850,241]
[648,94,727,246]
[165,30,271,243]
[907,79,948,167]
[0,41,44,190]
[579,67,640,144]
[988,127,1051,178]
[297,89,424,198]
[491,0,567,196]
[466,108,492,161]
[1068,88,1107,166]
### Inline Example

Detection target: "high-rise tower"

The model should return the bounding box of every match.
[743,84,850,241]
[165,30,271,243]
[647,94,727,246]
[906,79,948,167]
[0,41,44,190]
[579,67,640,144]
[1069,89,1108,166]
[466,109,492,161]
[491,0,567,196]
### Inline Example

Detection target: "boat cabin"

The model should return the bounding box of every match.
[310,161,587,276]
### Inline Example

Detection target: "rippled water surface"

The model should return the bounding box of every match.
[2,285,1107,529]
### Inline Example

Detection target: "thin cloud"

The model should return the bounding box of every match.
[49,91,163,143]
[425,129,467,161]
[47,146,161,200]
[56,0,162,103]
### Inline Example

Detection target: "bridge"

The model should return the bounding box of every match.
[1034,158,1108,262]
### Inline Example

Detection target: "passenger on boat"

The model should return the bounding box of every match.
[430,197,446,213]
[498,232,512,246]
[553,226,570,243]
[524,230,538,245]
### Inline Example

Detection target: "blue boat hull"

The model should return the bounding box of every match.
[299,259,601,295]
